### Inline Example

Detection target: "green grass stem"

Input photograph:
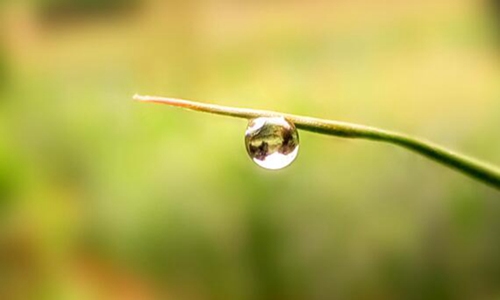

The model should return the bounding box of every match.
[134,94,500,190]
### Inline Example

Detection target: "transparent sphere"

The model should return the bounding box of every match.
[245,117,299,170]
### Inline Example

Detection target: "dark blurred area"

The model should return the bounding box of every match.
[1,0,500,299]
[37,0,140,24]
[491,0,500,45]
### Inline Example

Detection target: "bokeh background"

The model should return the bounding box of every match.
[1,0,500,299]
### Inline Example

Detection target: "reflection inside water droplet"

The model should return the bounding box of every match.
[245,117,299,170]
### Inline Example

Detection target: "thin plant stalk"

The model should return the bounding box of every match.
[134,94,500,190]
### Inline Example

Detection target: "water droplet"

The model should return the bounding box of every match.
[245,117,299,170]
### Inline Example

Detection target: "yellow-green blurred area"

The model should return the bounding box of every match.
[1,0,500,298]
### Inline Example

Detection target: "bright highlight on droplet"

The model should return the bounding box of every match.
[245,117,299,170]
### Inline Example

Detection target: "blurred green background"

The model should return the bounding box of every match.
[1,0,500,299]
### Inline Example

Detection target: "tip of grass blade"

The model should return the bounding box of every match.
[132,94,198,110]
[133,94,148,101]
